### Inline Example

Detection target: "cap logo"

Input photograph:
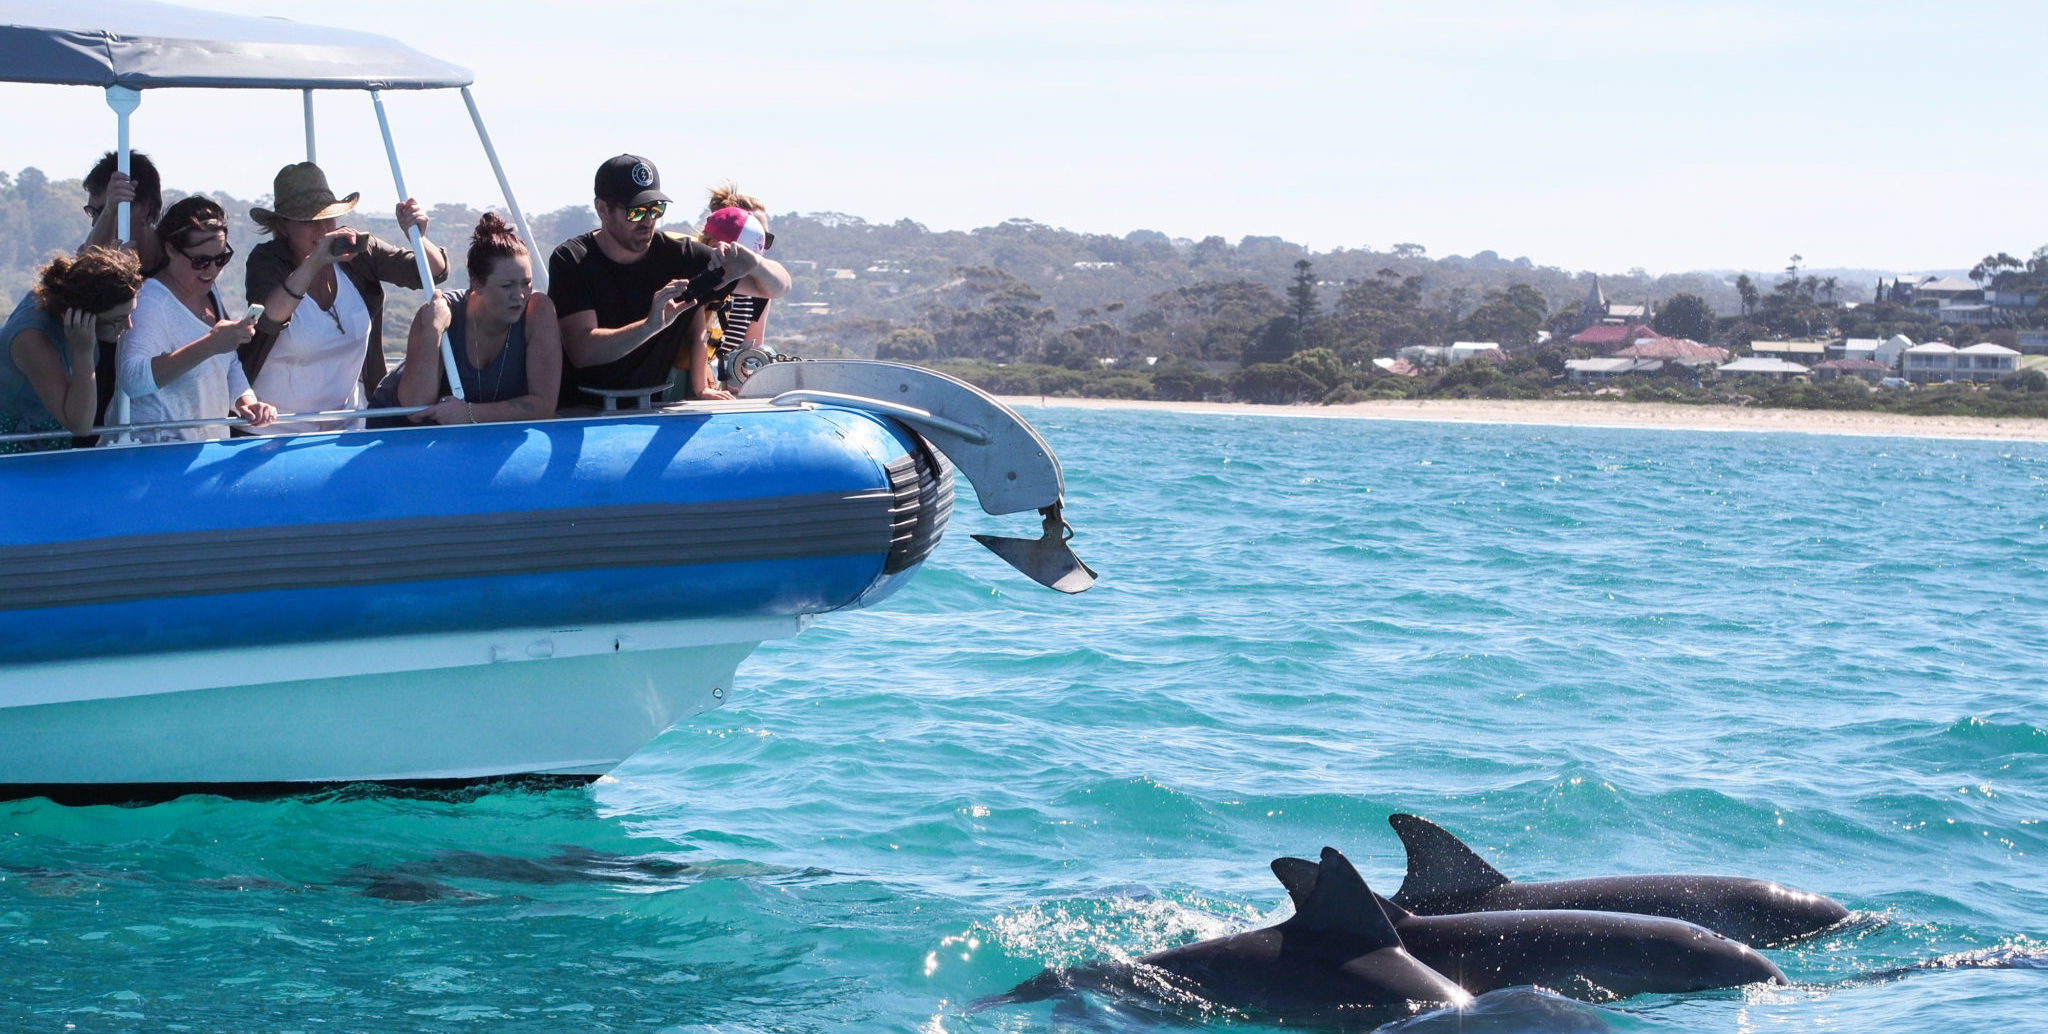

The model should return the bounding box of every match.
[631,163,653,187]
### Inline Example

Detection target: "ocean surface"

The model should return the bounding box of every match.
[3,408,2044,1032]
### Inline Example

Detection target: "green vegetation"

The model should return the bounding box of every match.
[6,164,2044,419]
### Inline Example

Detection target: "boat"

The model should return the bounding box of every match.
[0,2,1094,803]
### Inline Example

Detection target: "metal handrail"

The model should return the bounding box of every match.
[0,397,832,447]
[0,406,429,445]
[766,389,989,443]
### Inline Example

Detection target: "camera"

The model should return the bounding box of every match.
[327,232,363,259]
[680,267,731,304]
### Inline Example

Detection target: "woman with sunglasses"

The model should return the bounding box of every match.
[242,162,448,434]
[0,246,142,453]
[115,196,276,443]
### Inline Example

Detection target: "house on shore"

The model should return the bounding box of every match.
[1900,341,2019,382]
[1902,342,1957,382]
[1716,357,1809,381]
[1748,339,1829,364]
[1613,338,1729,367]
[1955,343,2021,381]
[1813,358,1890,383]
[1565,357,1663,383]
[1829,334,1914,369]
[1396,342,1501,366]
[1570,323,1659,351]
[1571,276,1654,334]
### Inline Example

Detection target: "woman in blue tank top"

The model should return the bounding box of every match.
[0,247,143,452]
[372,213,561,424]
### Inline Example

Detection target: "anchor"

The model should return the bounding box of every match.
[972,501,1097,595]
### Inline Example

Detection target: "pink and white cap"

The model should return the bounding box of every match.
[704,206,767,252]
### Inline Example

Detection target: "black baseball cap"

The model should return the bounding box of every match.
[594,154,670,208]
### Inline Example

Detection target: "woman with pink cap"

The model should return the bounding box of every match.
[695,182,776,362]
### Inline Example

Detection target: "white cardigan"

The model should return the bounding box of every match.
[117,278,251,443]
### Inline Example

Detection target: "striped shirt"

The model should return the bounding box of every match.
[720,295,763,343]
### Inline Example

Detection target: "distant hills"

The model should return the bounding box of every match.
[0,165,2009,368]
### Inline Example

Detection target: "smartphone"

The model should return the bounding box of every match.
[327,232,362,258]
[244,303,265,324]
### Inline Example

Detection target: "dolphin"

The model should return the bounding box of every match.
[978,847,1471,1020]
[1272,856,1787,999]
[1387,814,1849,946]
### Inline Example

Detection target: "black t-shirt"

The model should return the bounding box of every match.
[547,230,716,407]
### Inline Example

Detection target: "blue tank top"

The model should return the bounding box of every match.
[371,289,530,406]
[0,292,83,452]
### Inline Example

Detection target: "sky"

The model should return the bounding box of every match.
[8,0,2044,275]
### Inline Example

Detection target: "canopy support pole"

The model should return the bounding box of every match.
[104,85,142,442]
[460,88,546,293]
[302,89,317,162]
[369,88,463,400]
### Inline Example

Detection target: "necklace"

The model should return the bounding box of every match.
[315,270,346,335]
[462,293,515,403]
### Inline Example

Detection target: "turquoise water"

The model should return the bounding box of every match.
[4,408,2044,1032]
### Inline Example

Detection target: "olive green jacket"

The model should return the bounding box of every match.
[240,235,446,390]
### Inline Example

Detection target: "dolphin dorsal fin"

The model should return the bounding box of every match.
[1270,856,1319,910]
[1288,847,1402,952]
[1388,814,1511,905]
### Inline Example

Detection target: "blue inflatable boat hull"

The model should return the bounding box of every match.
[0,406,952,796]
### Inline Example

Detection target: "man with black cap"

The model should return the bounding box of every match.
[548,154,789,408]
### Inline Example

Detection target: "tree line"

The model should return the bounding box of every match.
[5,165,2041,416]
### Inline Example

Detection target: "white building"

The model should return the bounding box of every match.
[1901,342,1957,382]
[1716,357,1809,381]
[1872,334,1915,369]
[1749,339,1828,362]
[1953,343,2020,381]
[1565,357,1662,383]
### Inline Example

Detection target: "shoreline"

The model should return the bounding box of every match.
[995,396,2048,442]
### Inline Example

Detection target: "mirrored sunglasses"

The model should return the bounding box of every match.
[624,202,667,223]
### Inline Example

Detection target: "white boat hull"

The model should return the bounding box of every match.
[0,615,803,790]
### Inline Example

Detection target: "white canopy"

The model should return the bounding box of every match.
[0,0,472,90]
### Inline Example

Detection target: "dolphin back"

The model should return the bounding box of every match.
[1474,874,1850,945]
[1285,847,1405,953]
[1387,813,1513,909]
[1387,906,1789,998]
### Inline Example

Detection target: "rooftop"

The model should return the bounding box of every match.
[1614,338,1730,362]
[1570,323,1659,346]
[1719,357,1810,373]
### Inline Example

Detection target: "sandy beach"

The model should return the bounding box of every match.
[998,396,2048,441]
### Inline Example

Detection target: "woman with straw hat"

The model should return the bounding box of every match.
[241,162,447,434]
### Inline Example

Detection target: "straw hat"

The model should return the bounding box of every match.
[249,162,360,226]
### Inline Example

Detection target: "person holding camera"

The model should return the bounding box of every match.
[548,154,788,410]
[243,162,448,434]
[116,196,276,443]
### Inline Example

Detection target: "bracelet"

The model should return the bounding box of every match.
[282,283,305,300]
